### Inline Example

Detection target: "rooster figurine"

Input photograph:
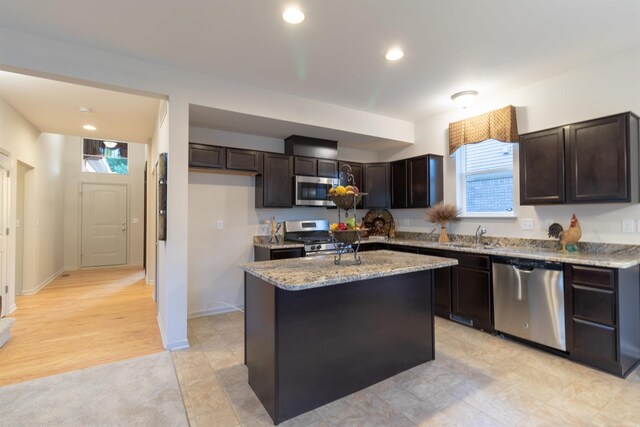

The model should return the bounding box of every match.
[548,214,582,253]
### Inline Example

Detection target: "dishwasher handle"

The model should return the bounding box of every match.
[493,256,563,271]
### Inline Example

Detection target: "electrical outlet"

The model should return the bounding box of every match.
[521,218,534,230]
[216,220,224,230]
[622,219,635,233]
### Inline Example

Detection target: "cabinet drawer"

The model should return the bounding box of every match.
[457,253,490,270]
[573,285,616,325]
[572,318,617,363]
[226,148,260,171]
[570,265,614,289]
[189,144,225,168]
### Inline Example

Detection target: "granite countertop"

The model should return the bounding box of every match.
[363,238,640,269]
[240,250,458,291]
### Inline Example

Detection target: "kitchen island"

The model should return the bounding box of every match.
[240,250,458,425]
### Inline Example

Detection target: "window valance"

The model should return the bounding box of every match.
[449,105,519,155]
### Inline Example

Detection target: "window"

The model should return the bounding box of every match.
[455,139,514,217]
[82,139,128,174]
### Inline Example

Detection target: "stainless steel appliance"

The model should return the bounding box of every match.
[294,176,338,207]
[492,256,566,351]
[283,219,344,256]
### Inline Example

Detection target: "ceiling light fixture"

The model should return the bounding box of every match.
[79,107,92,114]
[83,124,96,131]
[385,48,404,61]
[283,7,305,24]
[451,90,478,109]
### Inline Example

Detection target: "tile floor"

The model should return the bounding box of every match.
[173,312,640,426]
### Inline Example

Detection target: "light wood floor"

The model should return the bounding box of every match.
[0,267,164,386]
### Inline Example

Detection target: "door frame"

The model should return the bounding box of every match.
[0,151,9,317]
[79,182,129,269]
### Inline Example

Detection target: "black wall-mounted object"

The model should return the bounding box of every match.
[158,152,168,241]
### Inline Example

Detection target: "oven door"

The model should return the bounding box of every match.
[295,176,338,206]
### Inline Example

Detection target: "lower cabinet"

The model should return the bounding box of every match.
[254,246,304,262]
[566,264,640,377]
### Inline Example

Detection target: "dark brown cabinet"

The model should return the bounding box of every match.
[254,246,304,261]
[519,127,566,204]
[419,248,453,318]
[293,157,338,178]
[566,264,640,377]
[391,155,443,209]
[226,148,261,172]
[364,163,390,208]
[189,143,262,173]
[256,153,293,208]
[520,112,639,205]
[189,144,225,169]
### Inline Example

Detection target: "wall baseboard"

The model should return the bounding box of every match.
[156,313,190,351]
[9,303,17,314]
[21,267,64,296]
[188,305,245,319]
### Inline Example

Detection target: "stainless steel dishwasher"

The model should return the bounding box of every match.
[492,257,566,351]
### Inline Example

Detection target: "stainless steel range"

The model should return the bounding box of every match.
[283,219,345,256]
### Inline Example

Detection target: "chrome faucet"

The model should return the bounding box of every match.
[475,225,487,245]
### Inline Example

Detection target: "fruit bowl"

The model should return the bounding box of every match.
[329,193,363,210]
[330,229,365,246]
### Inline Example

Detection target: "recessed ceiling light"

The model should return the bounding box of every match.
[83,124,96,131]
[385,48,404,61]
[451,90,479,109]
[283,7,305,24]
[79,107,92,114]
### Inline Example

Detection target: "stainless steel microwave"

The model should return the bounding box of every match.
[294,176,338,206]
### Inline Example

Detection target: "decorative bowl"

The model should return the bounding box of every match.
[329,193,363,210]
[330,229,364,245]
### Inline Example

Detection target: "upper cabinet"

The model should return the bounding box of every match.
[391,155,443,209]
[364,163,390,208]
[293,156,338,178]
[189,143,261,173]
[256,153,293,208]
[520,112,639,205]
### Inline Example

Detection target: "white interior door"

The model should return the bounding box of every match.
[81,183,127,267]
[0,153,9,317]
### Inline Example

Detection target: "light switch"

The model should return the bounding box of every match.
[217,220,224,230]
[520,218,534,230]
[622,219,635,233]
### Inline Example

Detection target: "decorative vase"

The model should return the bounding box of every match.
[438,223,449,243]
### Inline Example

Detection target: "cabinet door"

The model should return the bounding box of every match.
[388,244,419,253]
[364,163,390,208]
[519,127,566,205]
[294,156,317,176]
[390,160,407,209]
[226,148,260,172]
[568,114,628,202]
[407,155,443,208]
[317,159,338,178]
[189,144,225,168]
[451,267,492,327]
[262,153,293,207]
[339,162,364,208]
[419,248,452,317]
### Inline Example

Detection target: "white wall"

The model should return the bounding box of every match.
[380,48,640,244]
[62,137,147,270]
[187,127,373,317]
[0,97,65,308]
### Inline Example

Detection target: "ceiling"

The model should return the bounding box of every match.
[1,1,639,123]
[0,71,161,144]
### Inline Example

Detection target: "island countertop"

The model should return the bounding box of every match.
[240,250,458,291]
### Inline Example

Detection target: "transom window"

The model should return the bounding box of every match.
[455,139,515,217]
[82,139,129,174]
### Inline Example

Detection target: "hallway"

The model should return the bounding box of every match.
[0,267,163,386]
